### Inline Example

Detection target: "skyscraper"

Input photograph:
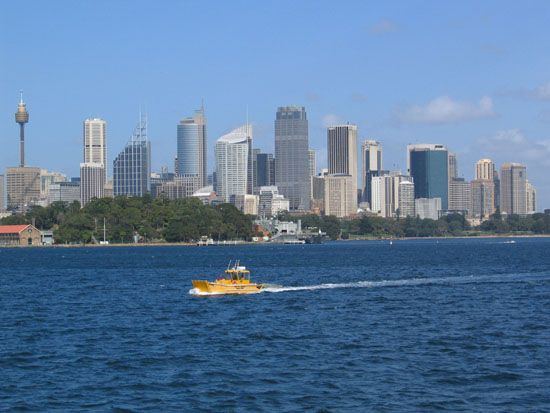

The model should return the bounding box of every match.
[471,179,495,219]
[81,118,107,206]
[255,153,275,188]
[448,178,472,215]
[215,125,251,202]
[275,106,310,211]
[83,118,107,174]
[308,149,316,177]
[80,163,105,206]
[448,152,458,180]
[361,140,382,206]
[526,181,536,214]
[408,144,449,210]
[475,159,496,181]
[15,92,29,167]
[398,180,415,218]
[500,163,527,215]
[324,175,356,218]
[113,115,151,197]
[176,107,207,186]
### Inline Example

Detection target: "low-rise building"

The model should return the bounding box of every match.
[0,224,42,246]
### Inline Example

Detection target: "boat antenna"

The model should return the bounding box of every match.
[227,260,232,270]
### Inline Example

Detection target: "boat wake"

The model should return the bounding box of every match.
[261,272,549,294]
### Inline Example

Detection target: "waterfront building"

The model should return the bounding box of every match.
[258,186,290,218]
[324,174,356,218]
[398,181,415,218]
[500,163,527,216]
[448,178,472,216]
[215,125,251,203]
[471,179,495,219]
[154,176,201,199]
[113,116,151,197]
[47,181,81,205]
[308,149,316,177]
[408,144,449,209]
[0,224,42,246]
[526,181,536,214]
[6,166,41,212]
[80,163,105,206]
[176,106,207,187]
[415,197,441,220]
[274,106,310,211]
[231,194,259,215]
[361,140,382,207]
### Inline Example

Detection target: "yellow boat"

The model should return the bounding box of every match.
[191,262,265,295]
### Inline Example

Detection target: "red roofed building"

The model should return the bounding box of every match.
[0,224,42,246]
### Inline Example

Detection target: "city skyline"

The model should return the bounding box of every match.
[1,1,549,208]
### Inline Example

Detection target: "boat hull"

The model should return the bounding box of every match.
[192,280,264,295]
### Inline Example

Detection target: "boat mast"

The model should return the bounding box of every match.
[103,218,106,243]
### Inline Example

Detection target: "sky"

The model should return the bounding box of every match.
[1,0,550,208]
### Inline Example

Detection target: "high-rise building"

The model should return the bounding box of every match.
[255,153,275,189]
[308,149,316,177]
[371,172,412,218]
[215,125,251,202]
[0,174,4,211]
[311,174,326,214]
[15,92,29,167]
[448,152,458,180]
[526,181,536,214]
[471,179,495,219]
[113,116,151,197]
[83,118,107,175]
[475,159,496,181]
[500,163,527,216]
[6,167,41,212]
[176,107,207,186]
[408,144,449,210]
[361,140,382,206]
[80,163,105,206]
[274,106,310,211]
[448,178,471,216]
[81,118,107,206]
[398,181,415,218]
[324,175,356,218]
[155,176,201,199]
[230,194,259,215]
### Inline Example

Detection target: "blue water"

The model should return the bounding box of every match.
[1,238,550,412]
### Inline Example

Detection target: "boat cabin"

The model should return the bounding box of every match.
[224,266,250,281]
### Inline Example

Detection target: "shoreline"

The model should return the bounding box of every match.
[1,233,550,248]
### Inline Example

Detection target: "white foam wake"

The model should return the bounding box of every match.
[261,272,549,293]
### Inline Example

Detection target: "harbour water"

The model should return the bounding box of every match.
[1,238,550,411]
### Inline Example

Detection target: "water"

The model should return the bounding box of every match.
[1,238,550,412]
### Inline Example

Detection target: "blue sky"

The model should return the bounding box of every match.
[1,0,549,208]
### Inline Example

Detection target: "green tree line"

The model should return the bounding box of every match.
[0,196,254,244]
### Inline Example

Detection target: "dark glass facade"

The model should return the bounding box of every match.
[409,148,448,209]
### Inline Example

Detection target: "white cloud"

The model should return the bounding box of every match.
[369,19,399,34]
[322,114,343,128]
[399,96,495,124]
[478,129,550,165]
[534,82,550,100]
